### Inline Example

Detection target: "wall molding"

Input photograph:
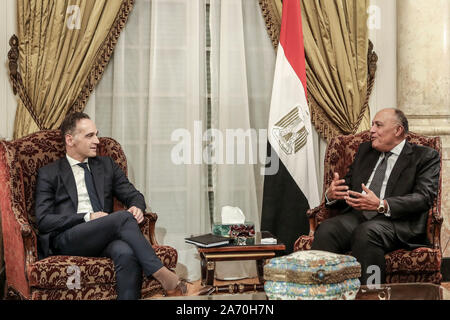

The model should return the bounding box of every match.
[410,127,450,137]
[407,115,450,119]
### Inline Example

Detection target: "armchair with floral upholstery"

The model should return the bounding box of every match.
[293,130,443,284]
[0,130,178,299]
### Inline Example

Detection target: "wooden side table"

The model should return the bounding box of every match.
[196,232,285,293]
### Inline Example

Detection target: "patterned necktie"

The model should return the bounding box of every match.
[362,151,393,219]
[77,163,102,212]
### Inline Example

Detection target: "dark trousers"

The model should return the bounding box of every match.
[311,211,403,285]
[52,210,164,300]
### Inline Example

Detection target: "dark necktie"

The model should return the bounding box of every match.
[362,151,393,219]
[77,163,102,212]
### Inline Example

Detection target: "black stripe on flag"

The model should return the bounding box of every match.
[261,141,310,254]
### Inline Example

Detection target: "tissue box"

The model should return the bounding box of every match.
[264,250,361,300]
[212,222,255,245]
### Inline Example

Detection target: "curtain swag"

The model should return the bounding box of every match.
[258,0,281,50]
[258,0,377,142]
[8,0,135,139]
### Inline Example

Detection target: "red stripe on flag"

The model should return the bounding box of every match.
[279,0,307,96]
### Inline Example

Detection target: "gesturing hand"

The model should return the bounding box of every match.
[128,206,144,224]
[326,172,349,201]
[345,184,380,211]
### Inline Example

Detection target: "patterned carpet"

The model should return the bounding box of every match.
[154,278,450,300]
[150,277,261,298]
[153,278,450,299]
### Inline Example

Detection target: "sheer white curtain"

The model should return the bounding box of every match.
[312,128,327,196]
[88,0,209,280]
[87,0,276,281]
[146,0,209,281]
[0,0,18,140]
[210,0,275,279]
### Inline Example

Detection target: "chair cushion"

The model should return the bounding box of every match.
[28,246,177,289]
[28,256,115,289]
[386,248,441,273]
[30,278,165,300]
[294,237,441,273]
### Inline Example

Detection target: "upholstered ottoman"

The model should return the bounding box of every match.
[264,250,361,300]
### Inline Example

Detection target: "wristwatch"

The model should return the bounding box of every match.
[377,199,387,214]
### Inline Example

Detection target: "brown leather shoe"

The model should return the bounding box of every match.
[164,279,215,297]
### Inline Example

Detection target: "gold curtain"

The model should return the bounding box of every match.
[10,0,134,139]
[259,0,372,141]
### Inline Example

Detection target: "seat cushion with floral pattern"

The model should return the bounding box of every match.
[27,245,177,289]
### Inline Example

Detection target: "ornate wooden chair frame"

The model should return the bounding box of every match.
[0,130,178,299]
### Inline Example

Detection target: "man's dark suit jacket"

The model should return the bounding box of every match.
[35,156,146,259]
[330,141,440,248]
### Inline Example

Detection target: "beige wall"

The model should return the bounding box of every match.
[397,0,450,257]
[368,0,397,115]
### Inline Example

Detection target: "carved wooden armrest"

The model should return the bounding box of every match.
[144,211,158,222]
[431,207,443,225]
[19,222,37,265]
[20,223,33,237]
[142,211,159,246]
[306,202,329,236]
[431,207,443,249]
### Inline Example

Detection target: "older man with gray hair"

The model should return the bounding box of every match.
[311,108,440,285]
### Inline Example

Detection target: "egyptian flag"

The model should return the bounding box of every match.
[261,0,320,253]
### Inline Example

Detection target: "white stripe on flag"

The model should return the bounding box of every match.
[268,44,320,208]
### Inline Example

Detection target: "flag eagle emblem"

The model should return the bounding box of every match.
[272,106,310,155]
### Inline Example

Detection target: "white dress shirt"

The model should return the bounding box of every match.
[325,139,406,217]
[66,154,94,222]
[365,139,406,200]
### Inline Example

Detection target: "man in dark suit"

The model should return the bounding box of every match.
[311,108,440,285]
[35,112,213,299]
